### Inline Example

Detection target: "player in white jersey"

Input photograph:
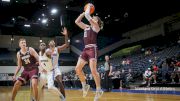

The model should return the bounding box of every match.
[38,42,65,101]
[48,27,69,100]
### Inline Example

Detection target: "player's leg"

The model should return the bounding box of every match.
[47,71,65,101]
[11,71,27,101]
[53,68,66,100]
[89,59,103,101]
[88,47,103,101]
[30,69,39,101]
[11,80,23,101]
[75,57,89,97]
[38,73,47,101]
[75,58,87,83]
[31,78,38,101]
[55,75,65,98]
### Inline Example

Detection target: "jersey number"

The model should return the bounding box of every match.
[24,58,30,64]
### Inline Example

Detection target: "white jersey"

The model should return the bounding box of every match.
[49,47,59,68]
[39,51,53,72]
[144,70,152,77]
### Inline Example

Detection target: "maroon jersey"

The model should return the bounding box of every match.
[19,47,38,71]
[83,27,98,45]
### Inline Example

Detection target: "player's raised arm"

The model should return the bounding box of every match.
[57,27,70,53]
[75,12,89,29]
[84,4,99,31]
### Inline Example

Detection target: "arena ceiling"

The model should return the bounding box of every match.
[0,0,180,37]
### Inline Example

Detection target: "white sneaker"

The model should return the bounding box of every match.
[59,95,66,101]
[94,90,103,101]
[83,84,90,97]
[31,97,35,101]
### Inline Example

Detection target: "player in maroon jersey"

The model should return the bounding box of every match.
[75,3,104,101]
[11,38,39,101]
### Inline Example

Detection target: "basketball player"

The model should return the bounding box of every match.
[75,3,104,101]
[11,38,39,101]
[47,27,69,100]
[38,42,65,101]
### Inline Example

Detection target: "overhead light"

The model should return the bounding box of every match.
[39,39,42,42]
[75,39,80,43]
[124,12,128,18]
[12,18,15,21]
[42,19,48,24]
[51,8,58,15]
[2,0,10,2]
[24,24,31,27]
[108,15,110,17]
[66,6,68,8]
[38,18,41,21]
[114,18,120,21]
[43,4,46,7]
[11,38,14,41]
[42,13,45,17]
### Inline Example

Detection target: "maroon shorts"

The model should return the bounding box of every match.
[18,68,39,84]
[80,47,98,62]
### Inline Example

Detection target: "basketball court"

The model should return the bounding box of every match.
[1,86,180,101]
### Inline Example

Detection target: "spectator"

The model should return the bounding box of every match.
[143,68,152,87]
[168,62,176,84]
[119,69,126,89]
[126,69,133,87]
[161,61,168,82]
[152,64,158,84]
[175,61,180,82]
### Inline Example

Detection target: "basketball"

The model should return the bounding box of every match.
[84,3,95,14]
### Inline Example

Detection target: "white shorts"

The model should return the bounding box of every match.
[39,67,62,88]
[47,67,61,88]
